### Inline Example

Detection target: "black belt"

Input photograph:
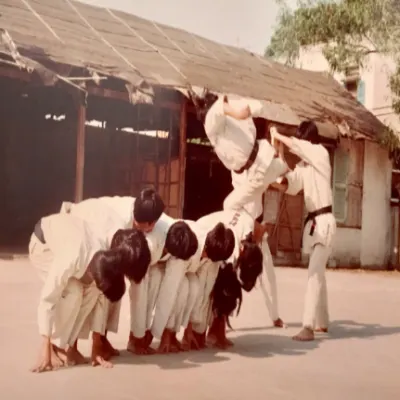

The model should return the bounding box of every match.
[234,141,259,174]
[34,219,46,244]
[304,206,332,236]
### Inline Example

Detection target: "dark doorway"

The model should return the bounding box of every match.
[183,142,232,220]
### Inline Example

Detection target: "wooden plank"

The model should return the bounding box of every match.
[74,102,86,202]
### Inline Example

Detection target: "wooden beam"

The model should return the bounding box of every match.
[177,99,188,218]
[0,66,195,112]
[88,85,196,112]
[74,102,86,202]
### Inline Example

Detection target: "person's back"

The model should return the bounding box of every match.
[34,213,104,279]
[98,196,135,227]
[63,198,128,248]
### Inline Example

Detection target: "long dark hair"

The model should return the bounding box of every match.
[296,120,320,144]
[236,232,263,292]
[211,262,243,330]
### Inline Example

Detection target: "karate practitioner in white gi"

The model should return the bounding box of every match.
[60,190,163,355]
[127,216,199,355]
[270,121,337,341]
[29,213,129,373]
[193,209,283,348]
[190,89,285,215]
[61,189,165,353]
[150,221,235,354]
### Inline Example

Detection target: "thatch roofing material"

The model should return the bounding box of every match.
[0,0,386,139]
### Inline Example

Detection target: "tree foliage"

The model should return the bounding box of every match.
[266,0,400,156]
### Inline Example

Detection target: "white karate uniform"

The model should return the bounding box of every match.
[129,213,175,338]
[61,197,130,247]
[285,137,337,329]
[60,197,130,334]
[151,222,206,339]
[204,96,277,213]
[96,196,136,228]
[196,210,280,328]
[229,157,288,220]
[29,214,110,349]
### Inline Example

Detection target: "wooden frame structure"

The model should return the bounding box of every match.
[0,0,387,258]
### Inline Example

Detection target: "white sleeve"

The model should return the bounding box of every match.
[290,138,330,178]
[204,96,225,145]
[37,254,77,337]
[285,165,304,196]
[151,258,187,339]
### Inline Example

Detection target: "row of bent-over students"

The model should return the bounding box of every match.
[29,190,278,372]
[29,91,337,373]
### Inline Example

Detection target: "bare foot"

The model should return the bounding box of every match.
[101,335,120,357]
[127,333,136,353]
[209,316,233,349]
[206,332,217,347]
[157,329,175,354]
[50,345,65,369]
[314,327,328,333]
[169,334,183,353]
[91,333,113,368]
[193,331,206,349]
[181,324,200,351]
[127,335,155,355]
[144,330,153,348]
[66,347,88,366]
[292,327,315,341]
[273,318,286,328]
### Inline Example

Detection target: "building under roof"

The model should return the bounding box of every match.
[0,0,385,139]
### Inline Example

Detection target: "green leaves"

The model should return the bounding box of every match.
[267,0,400,150]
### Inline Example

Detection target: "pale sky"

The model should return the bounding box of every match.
[80,0,295,55]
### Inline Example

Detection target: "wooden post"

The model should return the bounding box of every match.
[177,99,187,218]
[74,101,86,203]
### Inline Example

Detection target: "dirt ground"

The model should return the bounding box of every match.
[0,259,399,400]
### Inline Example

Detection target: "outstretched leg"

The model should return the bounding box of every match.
[293,244,330,341]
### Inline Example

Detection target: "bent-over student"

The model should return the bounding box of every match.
[150,221,234,354]
[127,217,198,355]
[28,213,141,372]
[60,188,165,353]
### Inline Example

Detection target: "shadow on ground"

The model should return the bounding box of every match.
[237,319,400,341]
[112,331,320,370]
[113,319,400,370]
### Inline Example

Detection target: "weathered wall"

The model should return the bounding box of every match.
[331,228,361,267]
[360,141,392,268]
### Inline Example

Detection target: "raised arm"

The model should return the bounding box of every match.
[270,126,329,177]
